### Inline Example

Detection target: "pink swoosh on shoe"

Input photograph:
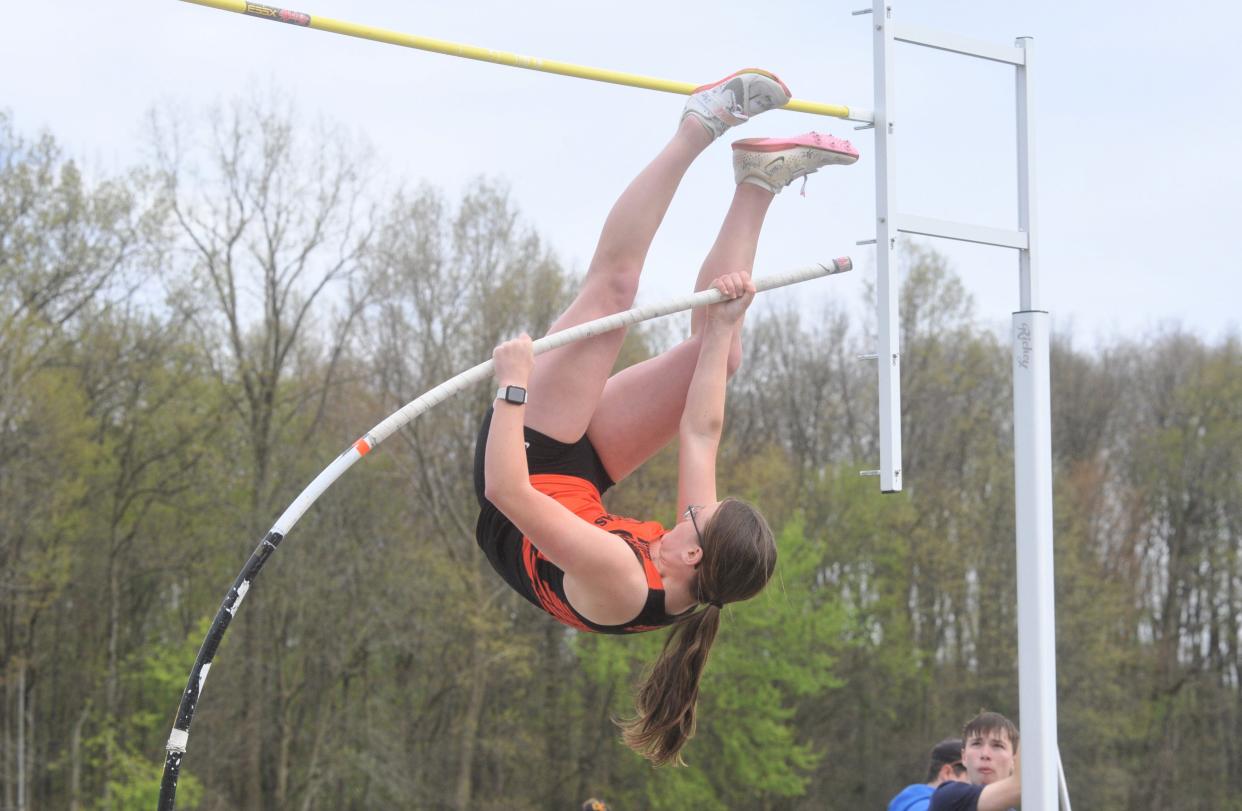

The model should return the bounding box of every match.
[731,132,859,159]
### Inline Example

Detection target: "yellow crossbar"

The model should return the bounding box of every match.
[181,0,855,120]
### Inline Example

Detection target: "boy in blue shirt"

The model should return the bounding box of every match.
[930,712,1022,811]
[888,738,968,811]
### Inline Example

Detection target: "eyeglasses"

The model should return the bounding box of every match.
[683,504,704,546]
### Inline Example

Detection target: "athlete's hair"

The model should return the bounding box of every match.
[962,711,1020,752]
[618,498,776,766]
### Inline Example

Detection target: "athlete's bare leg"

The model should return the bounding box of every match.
[522,117,713,443]
[586,182,775,482]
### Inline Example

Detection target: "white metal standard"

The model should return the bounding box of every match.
[858,10,1064,810]
[1017,37,1041,310]
[1013,36,1061,811]
[1013,309,1057,810]
[869,0,903,494]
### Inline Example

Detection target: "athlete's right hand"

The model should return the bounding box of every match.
[707,272,756,328]
[493,333,535,387]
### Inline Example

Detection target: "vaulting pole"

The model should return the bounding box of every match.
[179,0,868,120]
[157,258,852,810]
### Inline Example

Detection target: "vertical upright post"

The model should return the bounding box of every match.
[1013,35,1059,811]
[872,0,903,492]
[1012,311,1057,810]
[1016,37,1039,311]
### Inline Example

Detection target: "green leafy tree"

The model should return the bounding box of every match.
[0,111,165,811]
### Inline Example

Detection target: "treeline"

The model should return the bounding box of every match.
[1,104,1239,811]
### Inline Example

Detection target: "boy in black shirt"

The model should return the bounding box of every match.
[929,712,1021,811]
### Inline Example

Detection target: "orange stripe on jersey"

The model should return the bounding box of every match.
[641,549,662,589]
[528,474,666,542]
[522,473,669,632]
[521,539,590,632]
[528,474,606,521]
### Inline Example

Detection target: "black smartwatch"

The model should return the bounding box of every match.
[496,385,528,405]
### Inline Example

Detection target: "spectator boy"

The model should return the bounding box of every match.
[888,737,969,811]
[930,712,1021,811]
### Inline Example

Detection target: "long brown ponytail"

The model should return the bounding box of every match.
[619,498,776,765]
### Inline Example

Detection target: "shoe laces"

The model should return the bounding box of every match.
[718,84,748,122]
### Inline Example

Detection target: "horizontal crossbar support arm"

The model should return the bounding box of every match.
[892,22,1027,65]
[182,0,863,120]
[897,213,1030,250]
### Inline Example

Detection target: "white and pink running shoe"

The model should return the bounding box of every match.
[731,132,859,193]
[682,69,792,140]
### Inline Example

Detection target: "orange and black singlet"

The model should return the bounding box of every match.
[473,407,687,635]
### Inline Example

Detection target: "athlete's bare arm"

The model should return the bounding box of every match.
[485,336,644,594]
[677,273,755,513]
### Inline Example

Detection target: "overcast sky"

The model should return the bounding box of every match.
[3,0,1239,349]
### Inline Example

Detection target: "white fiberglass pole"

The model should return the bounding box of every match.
[272,259,852,535]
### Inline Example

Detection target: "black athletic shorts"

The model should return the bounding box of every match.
[472,406,615,603]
